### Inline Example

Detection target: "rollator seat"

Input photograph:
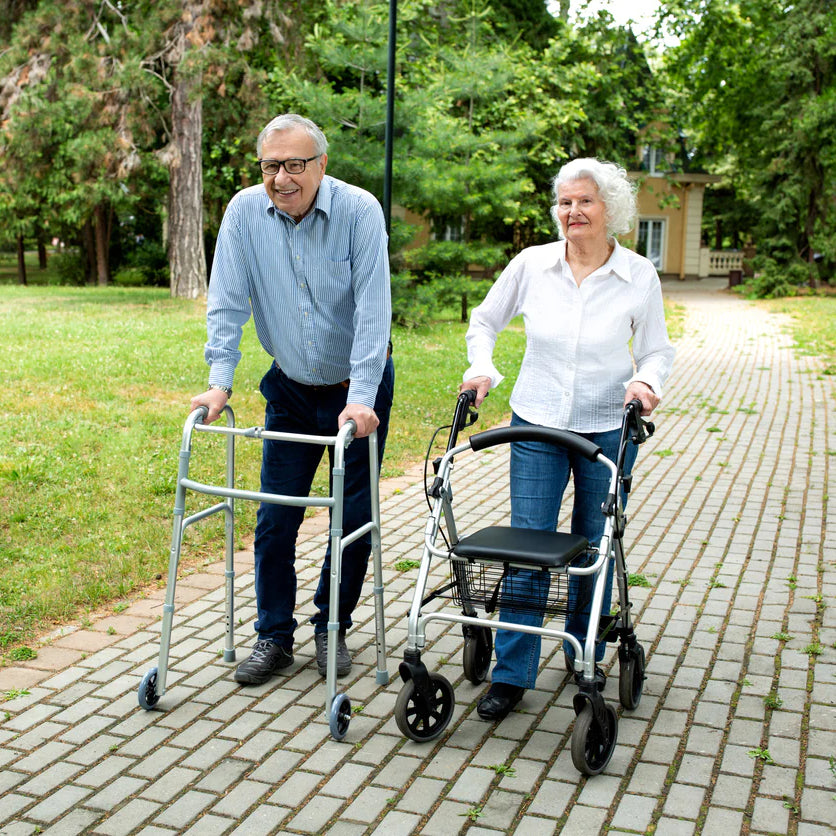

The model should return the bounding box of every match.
[450,526,589,570]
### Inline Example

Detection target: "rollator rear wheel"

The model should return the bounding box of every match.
[138,667,160,710]
[462,626,493,685]
[571,702,618,776]
[618,643,646,710]
[395,673,455,742]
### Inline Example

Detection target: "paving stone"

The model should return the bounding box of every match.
[210,780,272,819]
[285,793,345,833]
[152,790,216,828]
[85,775,149,812]
[90,798,162,836]
[140,766,200,803]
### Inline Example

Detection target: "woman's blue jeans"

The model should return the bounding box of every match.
[490,412,637,689]
[252,358,394,649]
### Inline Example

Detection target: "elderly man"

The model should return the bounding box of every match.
[191,113,393,684]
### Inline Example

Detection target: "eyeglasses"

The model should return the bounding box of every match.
[257,156,320,176]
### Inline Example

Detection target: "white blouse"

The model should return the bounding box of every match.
[464,239,675,433]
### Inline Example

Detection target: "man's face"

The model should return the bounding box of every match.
[260,128,328,222]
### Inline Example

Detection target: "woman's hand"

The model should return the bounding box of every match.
[460,376,491,407]
[625,381,659,416]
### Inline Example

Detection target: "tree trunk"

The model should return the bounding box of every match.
[82,220,97,283]
[16,233,27,285]
[37,230,47,269]
[94,204,110,286]
[168,71,207,299]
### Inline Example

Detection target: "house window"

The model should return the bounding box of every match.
[641,146,667,175]
[637,219,665,270]
[432,216,465,242]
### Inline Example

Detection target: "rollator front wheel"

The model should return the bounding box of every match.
[462,626,493,685]
[329,693,352,740]
[571,702,618,776]
[394,673,455,742]
[138,667,160,710]
[618,642,646,710]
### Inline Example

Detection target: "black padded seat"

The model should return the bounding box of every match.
[451,526,589,570]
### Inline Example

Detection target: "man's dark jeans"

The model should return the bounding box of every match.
[252,358,394,649]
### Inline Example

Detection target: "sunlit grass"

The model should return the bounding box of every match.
[760,295,836,375]
[0,285,524,652]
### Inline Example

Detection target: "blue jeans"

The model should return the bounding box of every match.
[490,412,637,688]
[252,358,394,648]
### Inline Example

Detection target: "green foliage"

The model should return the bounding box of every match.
[391,271,493,327]
[661,0,836,280]
[52,251,89,287]
[741,256,818,299]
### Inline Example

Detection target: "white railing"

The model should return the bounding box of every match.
[706,250,743,275]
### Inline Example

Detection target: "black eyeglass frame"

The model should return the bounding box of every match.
[257,155,321,175]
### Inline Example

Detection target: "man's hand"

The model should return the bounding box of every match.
[190,388,229,424]
[459,376,491,407]
[624,381,659,416]
[339,403,379,438]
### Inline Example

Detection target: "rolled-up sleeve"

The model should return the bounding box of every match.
[628,278,675,395]
[346,200,391,407]
[205,199,252,389]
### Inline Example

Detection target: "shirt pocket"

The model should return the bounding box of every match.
[308,258,353,307]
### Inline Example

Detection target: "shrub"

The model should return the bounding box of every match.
[51,250,88,286]
[391,271,495,328]
[742,256,815,299]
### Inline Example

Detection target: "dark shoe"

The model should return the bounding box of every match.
[314,631,352,678]
[477,682,525,721]
[574,665,606,692]
[234,639,293,685]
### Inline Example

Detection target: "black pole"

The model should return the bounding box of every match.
[383,0,397,238]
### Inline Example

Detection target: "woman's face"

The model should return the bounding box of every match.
[556,177,608,247]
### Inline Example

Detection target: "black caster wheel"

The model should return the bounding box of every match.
[329,693,352,740]
[138,667,160,710]
[462,626,493,685]
[394,673,455,742]
[571,701,618,776]
[618,643,646,710]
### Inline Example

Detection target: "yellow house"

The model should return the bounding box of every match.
[397,150,737,281]
[628,149,727,280]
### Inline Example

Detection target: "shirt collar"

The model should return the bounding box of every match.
[555,238,633,283]
[262,175,333,220]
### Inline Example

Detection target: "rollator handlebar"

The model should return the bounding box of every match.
[468,426,602,461]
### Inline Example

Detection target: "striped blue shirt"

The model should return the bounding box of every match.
[205,176,391,408]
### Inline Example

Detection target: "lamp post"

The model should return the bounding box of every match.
[383,0,397,238]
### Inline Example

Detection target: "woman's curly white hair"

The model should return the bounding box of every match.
[550,158,637,239]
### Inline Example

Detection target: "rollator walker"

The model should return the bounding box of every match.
[394,393,653,775]
[137,405,389,741]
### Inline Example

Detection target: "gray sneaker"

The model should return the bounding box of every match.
[313,631,352,678]
[234,639,293,685]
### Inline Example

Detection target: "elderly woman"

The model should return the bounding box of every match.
[461,158,675,722]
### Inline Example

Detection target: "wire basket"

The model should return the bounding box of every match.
[448,551,596,617]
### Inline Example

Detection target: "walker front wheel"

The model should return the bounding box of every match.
[395,673,455,742]
[138,667,160,710]
[571,702,618,776]
[329,693,352,740]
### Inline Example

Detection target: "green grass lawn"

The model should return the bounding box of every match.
[0,285,525,655]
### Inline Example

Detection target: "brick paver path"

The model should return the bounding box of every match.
[1,279,834,835]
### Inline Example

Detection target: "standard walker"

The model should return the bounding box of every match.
[137,405,389,741]
[394,393,654,775]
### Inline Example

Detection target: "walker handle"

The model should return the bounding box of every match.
[468,426,602,461]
